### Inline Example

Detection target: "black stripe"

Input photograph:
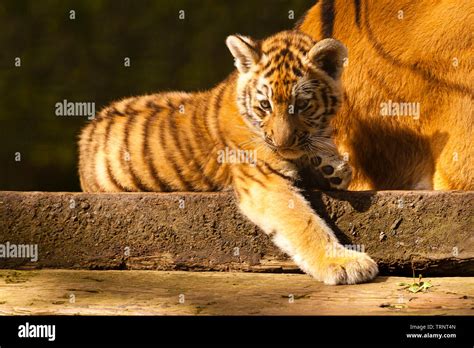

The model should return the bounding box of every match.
[185,105,217,190]
[234,174,250,185]
[166,98,174,110]
[302,217,313,235]
[283,37,293,48]
[361,0,473,96]
[87,121,101,191]
[253,163,269,177]
[191,100,212,144]
[212,84,229,148]
[192,97,218,182]
[120,98,144,191]
[261,162,295,182]
[263,45,281,56]
[158,108,192,191]
[320,85,330,112]
[104,106,125,118]
[79,124,94,191]
[199,101,212,139]
[292,44,309,56]
[353,0,361,28]
[124,99,140,116]
[277,48,294,61]
[143,108,172,191]
[124,113,150,191]
[244,85,252,116]
[202,85,228,182]
[146,99,161,111]
[192,100,220,184]
[243,85,261,125]
[329,95,339,111]
[78,125,90,190]
[264,48,296,65]
[104,119,128,191]
[209,83,234,185]
[263,66,277,78]
[166,104,197,191]
[239,167,267,189]
[234,166,268,188]
[321,0,336,38]
[298,33,315,48]
[252,106,266,118]
[240,186,250,195]
[329,95,338,106]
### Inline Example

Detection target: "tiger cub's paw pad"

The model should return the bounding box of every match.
[320,160,352,190]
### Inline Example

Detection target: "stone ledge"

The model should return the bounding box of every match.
[0,191,473,276]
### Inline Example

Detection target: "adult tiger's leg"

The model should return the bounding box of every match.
[432,96,474,190]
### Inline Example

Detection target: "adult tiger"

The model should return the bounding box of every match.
[298,0,473,190]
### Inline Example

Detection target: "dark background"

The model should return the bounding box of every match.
[0,0,313,191]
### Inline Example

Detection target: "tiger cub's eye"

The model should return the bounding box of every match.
[296,99,310,111]
[259,99,271,111]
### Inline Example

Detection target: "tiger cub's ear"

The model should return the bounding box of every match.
[226,35,260,73]
[307,38,348,81]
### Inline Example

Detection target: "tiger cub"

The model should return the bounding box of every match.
[78,30,378,285]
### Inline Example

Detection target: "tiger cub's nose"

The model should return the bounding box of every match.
[271,131,296,148]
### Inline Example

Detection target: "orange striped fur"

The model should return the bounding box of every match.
[78,30,378,284]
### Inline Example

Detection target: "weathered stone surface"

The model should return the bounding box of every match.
[0,270,472,315]
[0,191,472,275]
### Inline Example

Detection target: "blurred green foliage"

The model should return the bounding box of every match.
[0,0,313,191]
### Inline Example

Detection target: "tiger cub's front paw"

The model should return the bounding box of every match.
[316,245,378,285]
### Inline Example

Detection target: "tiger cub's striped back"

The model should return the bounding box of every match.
[79,89,232,192]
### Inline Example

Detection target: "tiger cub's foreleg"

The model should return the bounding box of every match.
[233,165,378,285]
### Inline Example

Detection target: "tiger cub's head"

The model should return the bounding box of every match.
[226,30,347,159]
